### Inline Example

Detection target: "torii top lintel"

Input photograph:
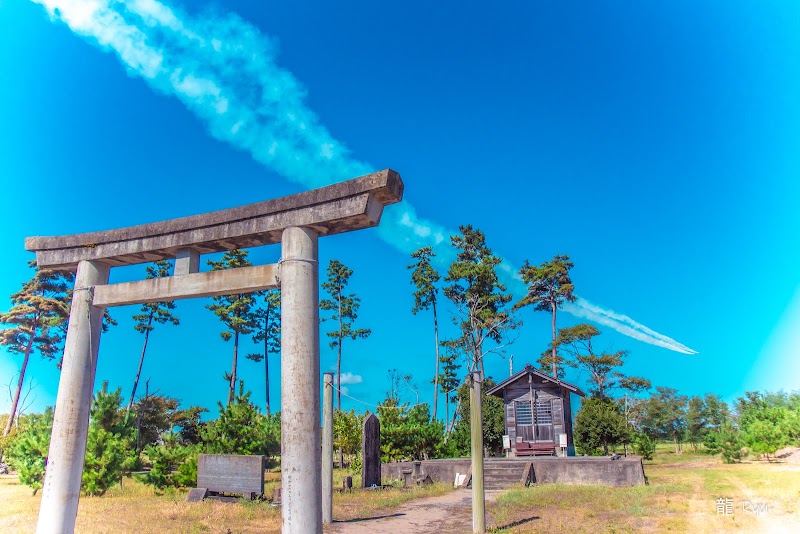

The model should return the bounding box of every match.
[26,169,404,270]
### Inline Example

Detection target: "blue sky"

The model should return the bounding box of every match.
[1,0,798,418]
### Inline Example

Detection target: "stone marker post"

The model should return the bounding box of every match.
[362,413,381,488]
[280,227,322,533]
[469,371,486,534]
[37,260,109,534]
[322,372,334,523]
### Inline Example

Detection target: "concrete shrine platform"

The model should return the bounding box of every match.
[382,456,647,488]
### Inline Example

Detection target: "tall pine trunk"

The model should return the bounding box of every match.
[444,394,450,431]
[337,296,344,469]
[336,297,343,410]
[432,299,440,420]
[127,315,153,414]
[263,335,270,416]
[551,301,558,377]
[228,330,239,405]
[3,335,35,436]
[264,302,274,415]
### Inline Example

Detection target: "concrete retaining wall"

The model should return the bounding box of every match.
[381,456,646,487]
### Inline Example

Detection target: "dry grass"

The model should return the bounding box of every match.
[0,468,451,533]
[3,451,799,533]
[0,475,281,533]
[486,450,800,533]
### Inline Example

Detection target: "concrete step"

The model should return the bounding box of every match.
[480,463,531,490]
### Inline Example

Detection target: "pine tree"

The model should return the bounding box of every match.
[408,247,443,420]
[574,396,629,455]
[319,260,371,410]
[201,381,280,457]
[206,249,258,405]
[443,225,516,376]
[437,342,462,434]
[1,262,72,436]
[82,382,136,495]
[551,323,649,399]
[246,289,281,415]
[516,254,576,378]
[127,261,179,413]
[5,408,53,494]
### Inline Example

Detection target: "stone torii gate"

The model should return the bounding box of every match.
[25,169,403,534]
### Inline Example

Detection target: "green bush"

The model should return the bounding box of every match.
[5,408,53,494]
[704,423,743,463]
[6,384,135,496]
[201,382,279,457]
[377,400,446,462]
[81,382,137,495]
[632,432,655,460]
[574,397,629,455]
[142,433,198,489]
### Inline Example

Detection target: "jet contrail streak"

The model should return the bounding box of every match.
[31,0,697,355]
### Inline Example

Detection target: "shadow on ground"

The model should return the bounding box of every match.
[493,515,540,530]
[336,513,406,523]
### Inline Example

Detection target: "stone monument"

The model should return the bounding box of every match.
[361,413,381,488]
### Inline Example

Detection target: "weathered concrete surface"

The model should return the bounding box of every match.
[197,454,265,496]
[36,260,109,534]
[26,169,403,269]
[382,457,647,488]
[92,263,279,307]
[280,227,321,534]
[527,456,646,486]
[174,248,200,275]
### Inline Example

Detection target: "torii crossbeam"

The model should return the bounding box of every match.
[25,169,403,534]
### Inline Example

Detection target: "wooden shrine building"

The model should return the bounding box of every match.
[487,364,585,457]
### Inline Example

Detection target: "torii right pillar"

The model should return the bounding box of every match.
[280,226,321,533]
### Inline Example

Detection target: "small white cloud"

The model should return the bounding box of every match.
[338,372,363,385]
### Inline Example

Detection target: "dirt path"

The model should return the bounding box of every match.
[684,474,708,533]
[330,489,498,534]
[724,471,798,534]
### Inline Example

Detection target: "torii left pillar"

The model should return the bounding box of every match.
[37,260,109,534]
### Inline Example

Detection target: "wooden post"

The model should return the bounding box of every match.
[469,371,485,533]
[322,372,334,523]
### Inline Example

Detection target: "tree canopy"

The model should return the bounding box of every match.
[320,259,371,410]
[1,262,72,436]
[516,254,576,377]
[206,249,258,405]
[408,246,443,420]
[443,225,516,376]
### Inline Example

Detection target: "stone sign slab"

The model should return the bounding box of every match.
[197,454,265,497]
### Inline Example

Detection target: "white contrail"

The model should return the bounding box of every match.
[31,0,697,355]
[564,298,698,354]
